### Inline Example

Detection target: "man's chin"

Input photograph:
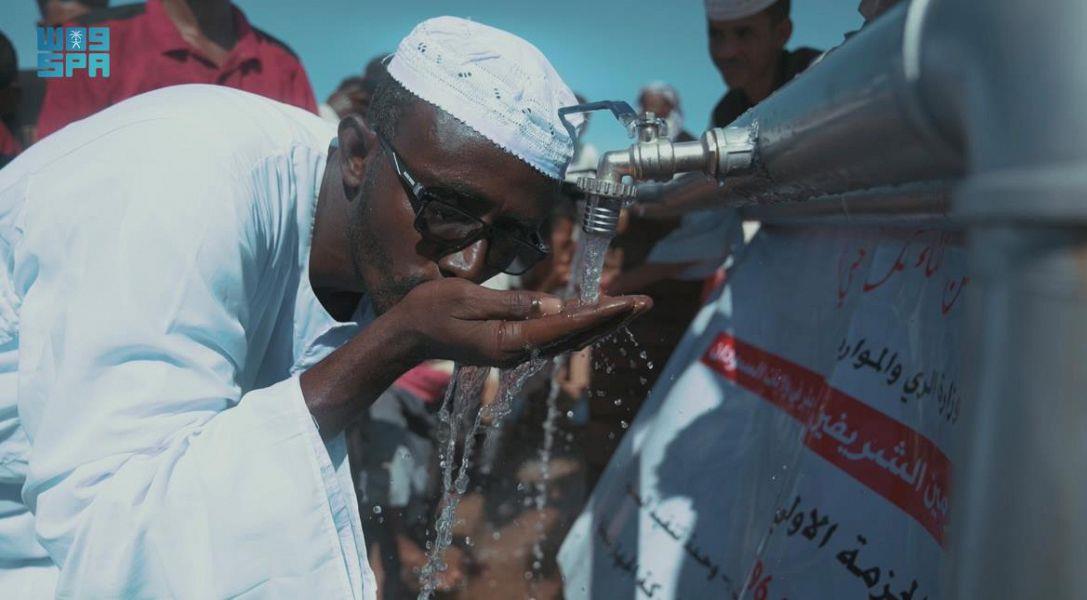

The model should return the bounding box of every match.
[715,65,747,90]
[721,73,746,90]
[369,275,433,315]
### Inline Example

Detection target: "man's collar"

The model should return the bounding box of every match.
[144,0,261,67]
[773,48,791,91]
[223,7,261,68]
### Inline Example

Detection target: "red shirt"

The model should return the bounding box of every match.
[37,0,318,138]
[394,364,453,404]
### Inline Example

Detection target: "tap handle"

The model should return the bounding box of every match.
[558,101,639,143]
[558,101,639,180]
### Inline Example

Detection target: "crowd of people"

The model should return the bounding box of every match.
[0,0,898,598]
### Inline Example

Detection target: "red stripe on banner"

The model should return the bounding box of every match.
[701,333,951,545]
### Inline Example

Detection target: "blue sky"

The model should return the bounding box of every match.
[1,1,862,150]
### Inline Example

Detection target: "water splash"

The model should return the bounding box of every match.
[419,220,629,595]
[480,357,548,475]
[419,365,489,599]
[419,358,551,598]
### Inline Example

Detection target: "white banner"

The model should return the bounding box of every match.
[560,225,967,600]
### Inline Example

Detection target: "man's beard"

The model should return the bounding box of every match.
[347,163,430,315]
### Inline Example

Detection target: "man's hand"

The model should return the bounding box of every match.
[389,278,651,368]
[301,278,651,438]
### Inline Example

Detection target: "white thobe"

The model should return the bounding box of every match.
[0,84,377,598]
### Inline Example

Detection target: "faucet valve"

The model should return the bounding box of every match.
[558,99,756,237]
[576,177,637,236]
[576,177,636,200]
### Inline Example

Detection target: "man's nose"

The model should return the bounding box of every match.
[437,238,492,282]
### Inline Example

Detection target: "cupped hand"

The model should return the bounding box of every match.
[389,278,652,368]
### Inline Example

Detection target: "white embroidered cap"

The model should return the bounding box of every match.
[705,0,778,21]
[387,16,583,181]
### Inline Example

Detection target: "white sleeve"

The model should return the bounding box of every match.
[15,148,373,598]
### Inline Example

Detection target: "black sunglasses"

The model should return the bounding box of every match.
[376,133,550,276]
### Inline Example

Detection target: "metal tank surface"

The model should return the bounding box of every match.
[565,0,1087,596]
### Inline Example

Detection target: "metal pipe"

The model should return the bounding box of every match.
[596,150,634,184]
[738,182,953,227]
[719,1,963,203]
[920,0,1087,597]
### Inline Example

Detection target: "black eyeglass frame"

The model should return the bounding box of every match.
[376,133,550,276]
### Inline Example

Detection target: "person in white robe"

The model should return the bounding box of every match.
[0,16,650,598]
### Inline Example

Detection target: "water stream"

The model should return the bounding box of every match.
[419,365,489,599]
[576,231,614,305]
[419,359,550,598]
[529,354,565,585]
[419,224,622,597]
[479,357,548,475]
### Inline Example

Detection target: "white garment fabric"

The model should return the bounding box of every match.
[319,102,341,125]
[0,84,376,598]
[388,16,582,180]
[705,0,777,21]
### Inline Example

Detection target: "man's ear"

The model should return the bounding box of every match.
[774,17,794,48]
[336,114,378,196]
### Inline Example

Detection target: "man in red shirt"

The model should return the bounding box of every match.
[37,0,317,138]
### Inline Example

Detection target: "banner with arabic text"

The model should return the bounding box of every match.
[559,225,966,599]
